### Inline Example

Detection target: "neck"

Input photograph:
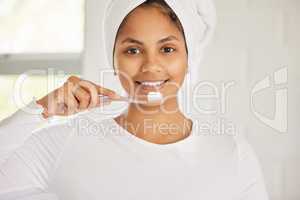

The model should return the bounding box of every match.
[115,97,193,144]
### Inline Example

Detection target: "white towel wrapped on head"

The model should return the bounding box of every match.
[102,0,217,118]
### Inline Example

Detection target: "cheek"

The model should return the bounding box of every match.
[115,54,141,92]
[119,76,134,94]
[166,56,187,83]
[115,51,141,74]
[163,55,188,94]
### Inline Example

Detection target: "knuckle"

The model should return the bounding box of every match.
[64,82,74,92]
[67,75,80,82]
[81,81,96,91]
[78,79,89,86]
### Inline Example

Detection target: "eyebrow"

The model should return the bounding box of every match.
[121,35,179,45]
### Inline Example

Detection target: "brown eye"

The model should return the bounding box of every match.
[126,48,140,55]
[161,47,175,53]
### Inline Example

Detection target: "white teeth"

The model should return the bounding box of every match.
[140,81,165,87]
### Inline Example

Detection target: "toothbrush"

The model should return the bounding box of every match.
[98,92,163,104]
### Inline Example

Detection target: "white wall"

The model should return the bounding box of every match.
[83,0,300,199]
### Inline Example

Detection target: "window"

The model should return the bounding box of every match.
[0,75,48,120]
[0,0,84,120]
[0,0,85,54]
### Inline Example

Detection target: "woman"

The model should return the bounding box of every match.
[0,0,269,199]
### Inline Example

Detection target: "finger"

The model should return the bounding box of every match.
[56,103,68,116]
[77,80,99,108]
[64,84,79,115]
[55,88,68,115]
[73,87,91,110]
[57,104,75,117]
[67,75,81,84]
[96,86,120,100]
[96,96,113,107]
[65,94,79,115]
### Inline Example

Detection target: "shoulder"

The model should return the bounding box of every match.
[232,134,261,165]
[0,119,75,191]
[232,133,264,171]
[200,131,261,163]
[211,133,269,199]
[188,128,260,165]
[232,134,269,199]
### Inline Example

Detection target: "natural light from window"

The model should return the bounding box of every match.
[0,0,84,120]
[0,0,85,54]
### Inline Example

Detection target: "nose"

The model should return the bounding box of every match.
[141,55,163,73]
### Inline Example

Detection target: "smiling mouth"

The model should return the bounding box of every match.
[135,79,169,90]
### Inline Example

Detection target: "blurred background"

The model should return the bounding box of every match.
[0,0,299,199]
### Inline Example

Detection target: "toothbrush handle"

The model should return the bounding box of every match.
[98,95,148,104]
[98,94,129,103]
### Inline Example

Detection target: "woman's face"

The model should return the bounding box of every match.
[114,5,188,106]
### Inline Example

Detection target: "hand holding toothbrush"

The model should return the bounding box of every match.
[36,76,121,118]
[36,76,163,119]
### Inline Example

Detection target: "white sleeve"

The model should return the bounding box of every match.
[0,100,49,166]
[235,135,269,200]
[0,120,73,200]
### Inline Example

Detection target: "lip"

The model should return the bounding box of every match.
[135,79,169,93]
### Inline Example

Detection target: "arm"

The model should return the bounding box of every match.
[0,119,73,200]
[235,135,269,200]
[0,100,49,166]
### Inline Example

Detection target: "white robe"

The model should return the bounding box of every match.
[0,100,269,200]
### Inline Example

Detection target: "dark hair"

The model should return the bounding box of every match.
[113,0,188,73]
